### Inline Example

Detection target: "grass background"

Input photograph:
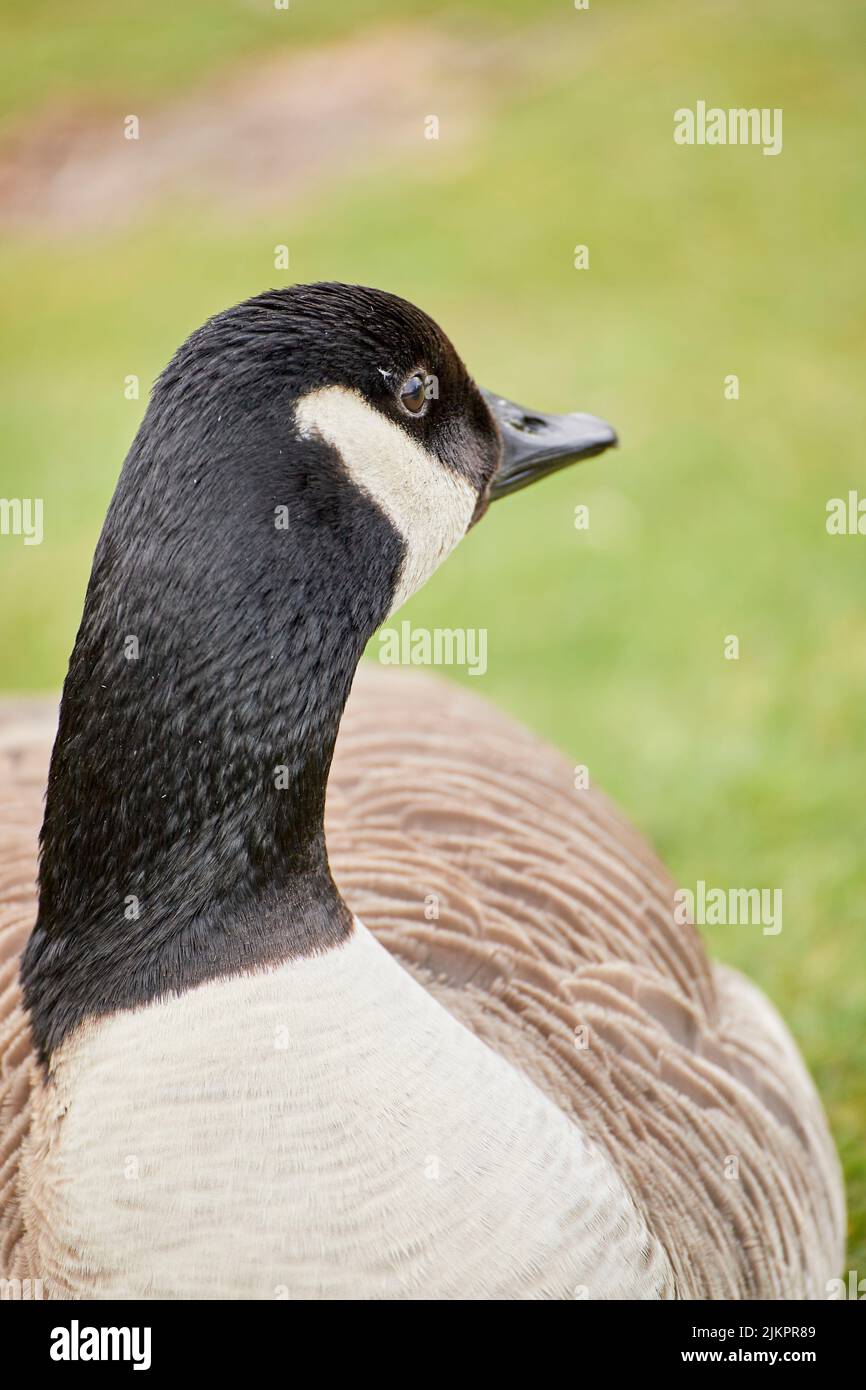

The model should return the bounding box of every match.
[1,0,863,1269]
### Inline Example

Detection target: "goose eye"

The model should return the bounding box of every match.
[399,373,427,415]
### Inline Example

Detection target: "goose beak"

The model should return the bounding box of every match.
[481,388,618,501]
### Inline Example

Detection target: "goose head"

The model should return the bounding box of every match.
[23,282,617,1063]
[285,285,617,606]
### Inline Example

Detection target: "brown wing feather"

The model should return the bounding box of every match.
[0,701,54,1283]
[329,666,844,1298]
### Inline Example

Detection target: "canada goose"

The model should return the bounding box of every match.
[0,283,844,1299]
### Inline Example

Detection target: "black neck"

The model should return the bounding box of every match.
[22,387,403,1064]
[23,597,357,1064]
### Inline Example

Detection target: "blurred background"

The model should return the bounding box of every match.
[0,0,863,1265]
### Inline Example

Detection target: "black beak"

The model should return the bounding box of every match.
[481,388,618,501]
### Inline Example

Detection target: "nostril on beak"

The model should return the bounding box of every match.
[480,386,618,501]
[508,415,547,435]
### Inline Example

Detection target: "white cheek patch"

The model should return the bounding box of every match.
[295,386,477,613]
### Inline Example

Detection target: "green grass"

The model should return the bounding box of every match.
[1,0,864,1270]
[0,0,570,128]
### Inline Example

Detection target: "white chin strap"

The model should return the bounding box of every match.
[295,386,477,612]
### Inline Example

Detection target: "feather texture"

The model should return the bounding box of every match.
[0,670,845,1298]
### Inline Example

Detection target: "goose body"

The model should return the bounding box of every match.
[0,284,844,1299]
